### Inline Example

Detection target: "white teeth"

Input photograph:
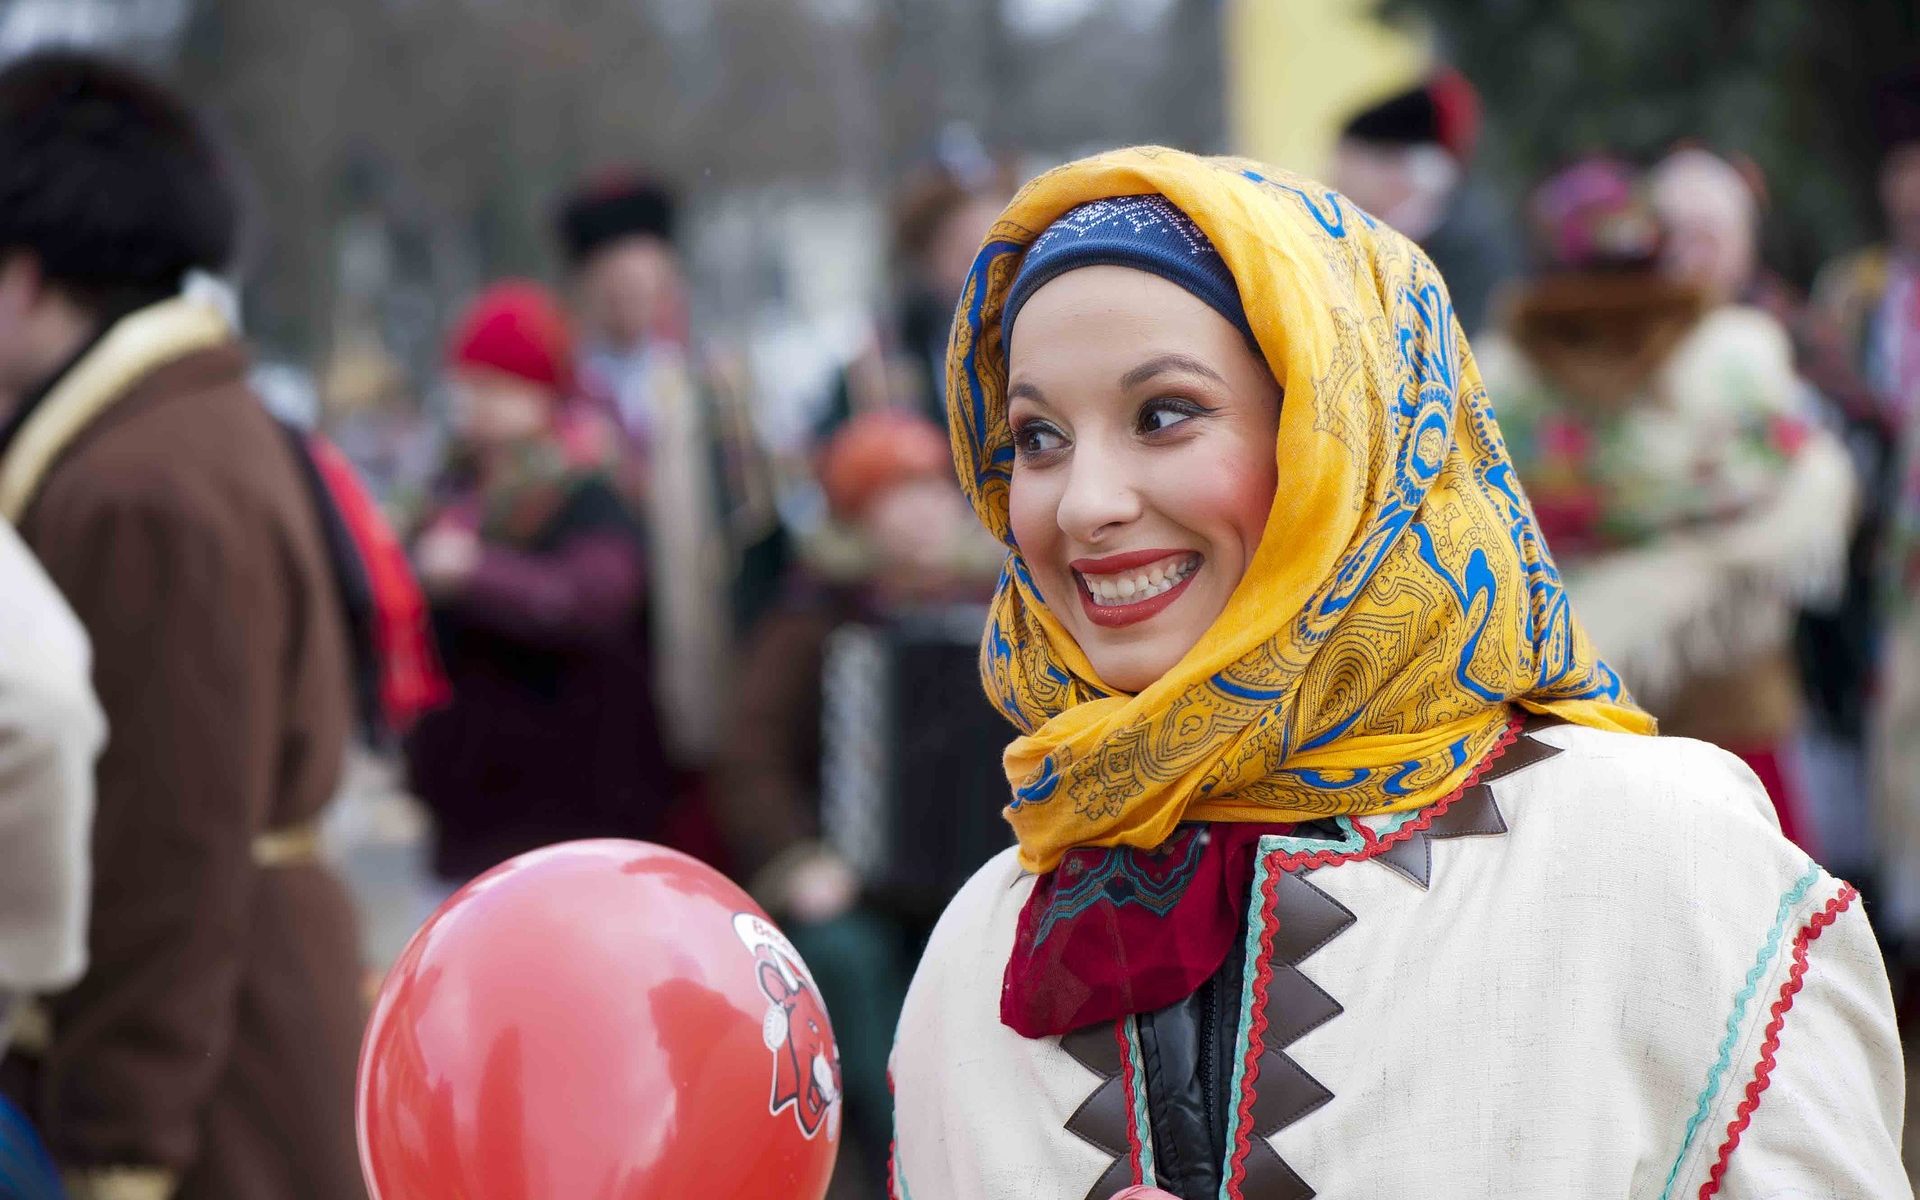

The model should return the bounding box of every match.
[1081,555,1198,606]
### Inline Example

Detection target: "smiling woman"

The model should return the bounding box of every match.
[1006,262,1280,693]
[887,148,1907,1200]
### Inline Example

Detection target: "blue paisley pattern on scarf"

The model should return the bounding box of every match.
[943,149,1643,866]
[1030,826,1210,947]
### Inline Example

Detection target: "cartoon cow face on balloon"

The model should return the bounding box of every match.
[734,914,842,1141]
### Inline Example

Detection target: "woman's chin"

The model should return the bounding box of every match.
[1081,638,1189,695]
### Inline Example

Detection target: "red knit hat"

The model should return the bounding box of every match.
[447,280,574,397]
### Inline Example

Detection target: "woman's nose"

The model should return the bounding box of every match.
[1054,441,1141,543]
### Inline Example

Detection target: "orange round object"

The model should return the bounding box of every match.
[818,408,953,520]
[356,840,842,1200]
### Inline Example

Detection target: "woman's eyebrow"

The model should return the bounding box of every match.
[1118,353,1227,390]
[1007,379,1047,405]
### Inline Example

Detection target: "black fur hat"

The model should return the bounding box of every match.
[1874,66,1920,157]
[0,50,236,310]
[555,172,679,266]
[1339,69,1482,161]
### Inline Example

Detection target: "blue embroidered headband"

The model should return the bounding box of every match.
[1001,194,1254,345]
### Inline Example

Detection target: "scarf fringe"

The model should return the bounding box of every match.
[1567,429,1855,707]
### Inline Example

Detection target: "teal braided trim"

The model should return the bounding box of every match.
[1374,808,1425,839]
[1218,840,1281,1185]
[1122,1016,1158,1185]
[1657,861,1822,1199]
[1262,816,1365,857]
[1260,809,1424,860]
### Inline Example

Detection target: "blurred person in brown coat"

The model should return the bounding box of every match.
[0,53,363,1200]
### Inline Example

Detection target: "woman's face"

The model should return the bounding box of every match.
[924,195,1007,305]
[578,235,684,350]
[452,368,553,448]
[1006,266,1282,693]
[1651,154,1756,302]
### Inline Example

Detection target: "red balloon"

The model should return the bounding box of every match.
[356,840,842,1200]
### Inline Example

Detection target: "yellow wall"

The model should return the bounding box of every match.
[1227,0,1432,179]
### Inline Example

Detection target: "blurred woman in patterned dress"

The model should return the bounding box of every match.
[1475,156,1857,855]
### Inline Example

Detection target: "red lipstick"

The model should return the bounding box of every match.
[1070,550,1202,629]
[1070,548,1193,574]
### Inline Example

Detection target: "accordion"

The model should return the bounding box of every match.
[820,605,1015,920]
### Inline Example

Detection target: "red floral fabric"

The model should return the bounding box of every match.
[1000,822,1291,1038]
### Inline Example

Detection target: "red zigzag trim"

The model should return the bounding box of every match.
[1697,882,1859,1199]
[1271,715,1523,873]
[886,1068,902,1200]
[1224,853,1288,1195]
[1116,1018,1148,1183]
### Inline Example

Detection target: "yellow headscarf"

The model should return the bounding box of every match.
[947,147,1654,875]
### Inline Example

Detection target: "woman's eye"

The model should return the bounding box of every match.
[1014,422,1066,457]
[1139,400,1201,434]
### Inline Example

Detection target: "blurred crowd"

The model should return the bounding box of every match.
[3,40,1920,1200]
[1331,71,1920,975]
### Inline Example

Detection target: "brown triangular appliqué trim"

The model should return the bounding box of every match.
[1225,864,1356,1198]
[1060,1022,1142,1199]
[1225,719,1563,1196]
[1061,716,1565,1199]
[1371,723,1560,890]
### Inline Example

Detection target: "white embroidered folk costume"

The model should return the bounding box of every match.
[894,722,1903,1198]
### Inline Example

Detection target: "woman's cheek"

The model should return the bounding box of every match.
[1007,475,1063,585]
[1223,450,1281,549]
[1147,440,1277,553]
